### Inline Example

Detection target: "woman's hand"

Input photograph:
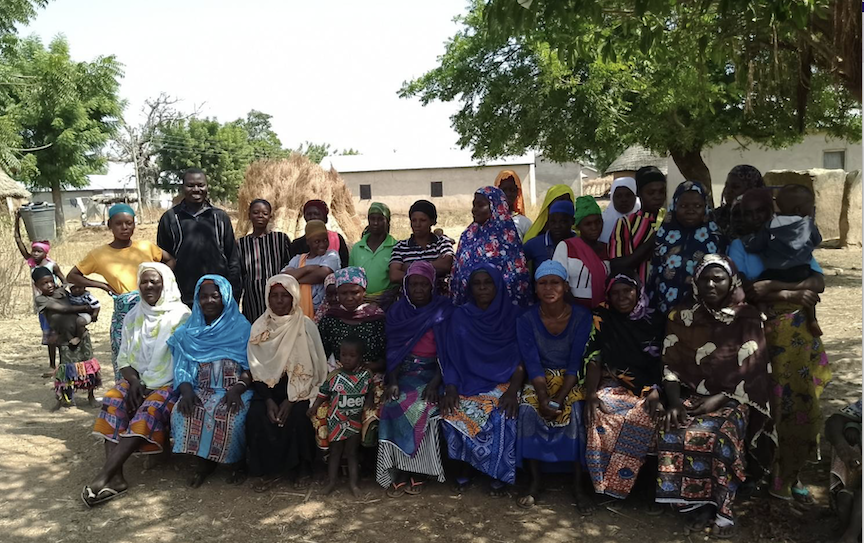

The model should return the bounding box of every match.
[421,385,439,405]
[663,403,688,432]
[584,394,607,428]
[219,384,246,414]
[643,388,664,423]
[499,389,519,419]
[385,384,400,402]
[275,399,293,427]
[788,289,820,308]
[100,281,118,296]
[688,393,727,416]
[266,398,280,425]
[539,397,563,422]
[126,379,147,413]
[440,385,460,416]
[176,389,202,417]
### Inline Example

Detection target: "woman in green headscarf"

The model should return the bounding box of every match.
[350,202,398,299]
[522,185,575,243]
[553,196,610,309]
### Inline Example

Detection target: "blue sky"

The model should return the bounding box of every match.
[21,0,468,155]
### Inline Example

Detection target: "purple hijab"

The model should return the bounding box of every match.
[385,261,453,373]
[440,262,521,396]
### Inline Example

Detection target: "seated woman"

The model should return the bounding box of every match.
[494,169,533,239]
[290,199,349,268]
[651,181,726,314]
[377,261,452,496]
[282,219,341,319]
[522,184,575,243]
[389,200,454,296]
[316,267,386,451]
[583,273,664,503]
[83,263,191,507]
[246,274,328,492]
[553,195,609,309]
[440,263,524,496]
[452,186,531,306]
[658,254,775,538]
[168,275,253,488]
[515,261,593,511]
[826,399,862,543]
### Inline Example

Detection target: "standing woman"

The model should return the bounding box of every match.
[522,200,576,271]
[238,199,292,322]
[658,255,775,538]
[522,184,575,243]
[515,261,593,510]
[583,274,665,502]
[282,220,341,319]
[495,170,533,240]
[651,181,726,314]
[553,196,609,309]
[714,165,763,240]
[389,200,455,296]
[168,276,253,488]
[350,202,397,300]
[68,204,175,380]
[451,186,531,306]
[246,275,328,492]
[440,263,524,495]
[378,261,452,496]
[290,199,350,268]
[600,177,640,244]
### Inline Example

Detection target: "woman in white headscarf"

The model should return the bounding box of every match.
[245,274,328,492]
[600,177,641,244]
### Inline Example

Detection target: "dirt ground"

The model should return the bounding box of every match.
[0,223,860,543]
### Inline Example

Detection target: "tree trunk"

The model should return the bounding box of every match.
[669,147,714,205]
[51,180,65,239]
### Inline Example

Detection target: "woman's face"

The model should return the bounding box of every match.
[723,176,747,205]
[608,282,638,315]
[198,281,224,323]
[547,213,574,241]
[139,270,164,306]
[367,213,387,236]
[741,199,772,235]
[268,283,294,316]
[307,233,329,256]
[472,194,492,225]
[498,178,519,209]
[410,212,432,238]
[109,212,135,241]
[406,274,433,307]
[470,271,496,309]
[535,275,566,305]
[639,181,667,214]
[304,206,325,223]
[612,186,637,214]
[675,191,706,228]
[249,202,271,231]
[696,265,731,308]
[577,214,603,243]
[337,283,365,312]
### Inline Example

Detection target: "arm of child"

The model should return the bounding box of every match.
[13,211,31,260]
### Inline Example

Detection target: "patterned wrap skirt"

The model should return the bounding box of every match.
[110,292,140,381]
[92,380,176,454]
[54,333,101,402]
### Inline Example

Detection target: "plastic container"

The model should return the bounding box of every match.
[19,202,56,241]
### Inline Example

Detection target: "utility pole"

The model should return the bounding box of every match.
[129,134,145,221]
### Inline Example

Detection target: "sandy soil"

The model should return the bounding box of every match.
[0,224,860,543]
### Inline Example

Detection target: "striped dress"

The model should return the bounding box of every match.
[608,210,658,285]
[238,232,292,322]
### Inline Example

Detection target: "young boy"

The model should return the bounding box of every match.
[307,336,372,497]
[68,284,101,335]
[744,184,822,336]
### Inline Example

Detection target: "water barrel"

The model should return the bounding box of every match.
[19,202,57,241]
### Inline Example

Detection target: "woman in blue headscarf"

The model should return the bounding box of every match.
[169,275,253,488]
[439,262,525,495]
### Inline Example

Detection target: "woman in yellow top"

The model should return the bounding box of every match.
[68,204,175,380]
[522,185,575,243]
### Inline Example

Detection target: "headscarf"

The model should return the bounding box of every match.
[573,195,602,228]
[715,165,764,239]
[523,184,575,242]
[109,203,135,219]
[663,253,775,467]
[601,177,641,244]
[584,273,664,395]
[409,200,438,224]
[168,275,252,387]
[303,199,329,219]
[27,241,52,268]
[494,169,525,215]
[327,267,386,322]
[385,261,453,373]
[305,219,328,239]
[722,165,764,207]
[651,180,727,314]
[440,263,521,396]
[635,166,666,192]
[116,263,191,388]
[452,186,531,306]
[549,200,574,218]
[368,202,391,220]
[534,259,568,281]
[247,274,328,401]
[31,241,51,253]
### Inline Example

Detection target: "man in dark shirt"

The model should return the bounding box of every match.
[157,168,241,305]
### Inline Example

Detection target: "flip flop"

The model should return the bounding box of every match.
[405,477,425,495]
[710,522,738,539]
[81,485,127,508]
[791,483,815,505]
[386,481,407,498]
[517,494,536,509]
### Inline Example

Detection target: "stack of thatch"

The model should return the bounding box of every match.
[237,154,363,242]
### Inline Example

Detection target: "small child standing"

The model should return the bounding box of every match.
[307,336,372,497]
[32,267,101,410]
[14,212,66,371]
[744,184,822,336]
[68,284,101,340]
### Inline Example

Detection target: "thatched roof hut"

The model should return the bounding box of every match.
[605,146,668,176]
[0,169,31,214]
[582,175,614,198]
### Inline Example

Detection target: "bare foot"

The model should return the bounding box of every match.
[573,488,595,516]
[322,482,337,495]
[349,484,361,498]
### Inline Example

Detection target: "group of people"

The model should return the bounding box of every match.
[17,165,855,540]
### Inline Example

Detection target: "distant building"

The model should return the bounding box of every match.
[321,151,586,213]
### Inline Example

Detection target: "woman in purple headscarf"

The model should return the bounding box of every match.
[377,261,453,497]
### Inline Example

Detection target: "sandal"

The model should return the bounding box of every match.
[251,476,282,493]
[405,477,425,495]
[685,507,714,535]
[81,485,127,508]
[517,494,536,509]
[386,481,407,498]
[710,522,737,539]
[489,481,509,498]
[791,482,815,505]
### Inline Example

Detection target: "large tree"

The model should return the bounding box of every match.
[3,36,123,234]
[294,141,360,164]
[401,1,859,197]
